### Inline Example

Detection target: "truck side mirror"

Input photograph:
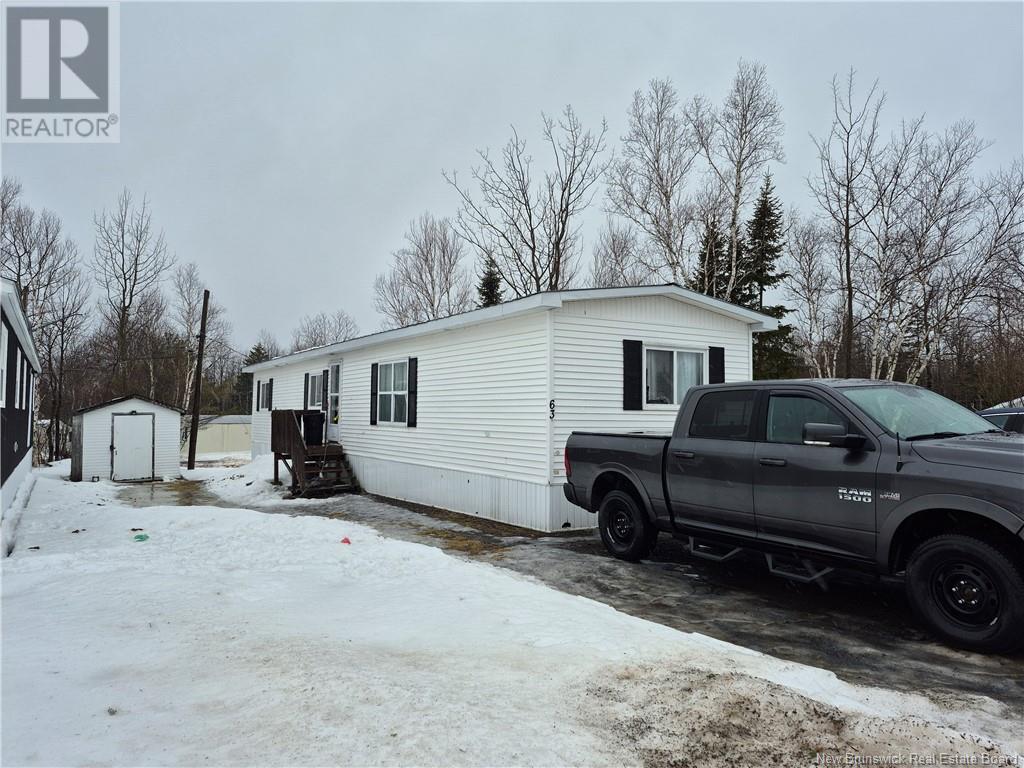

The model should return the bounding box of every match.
[803,422,866,451]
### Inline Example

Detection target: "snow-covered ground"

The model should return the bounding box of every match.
[3,462,1020,766]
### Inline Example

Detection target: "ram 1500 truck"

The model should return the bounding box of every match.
[563,380,1024,653]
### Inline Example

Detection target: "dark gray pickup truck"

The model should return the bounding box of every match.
[563,380,1024,653]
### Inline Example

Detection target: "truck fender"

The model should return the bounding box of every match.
[589,463,659,523]
[877,493,1024,569]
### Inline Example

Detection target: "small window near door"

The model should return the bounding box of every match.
[259,381,272,410]
[329,364,341,424]
[0,324,7,408]
[308,372,323,408]
[689,390,757,440]
[646,348,703,405]
[377,360,408,424]
[766,394,846,445]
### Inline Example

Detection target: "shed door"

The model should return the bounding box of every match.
[112,414,154,481]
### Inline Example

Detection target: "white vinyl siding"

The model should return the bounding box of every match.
[248,292,760,531]
[549,294,753,484]
[341,313,549,482]
[251,361,316,457]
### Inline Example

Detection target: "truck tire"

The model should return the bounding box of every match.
[905,534,1024,654]
[598,489,657,562]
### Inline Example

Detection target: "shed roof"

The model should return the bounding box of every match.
[76,395,184,415]
[245,284,780,373]
[195,414,251,425]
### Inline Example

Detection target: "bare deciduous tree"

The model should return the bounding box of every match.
[446,105,607,298]
[291,310,360,351]
[809,70,885,376]
[256,328,284,359]
[606,79,699,282]
[590,220,655,287]
[173,262,230,416]
[1,202,77,327]
[36,266,89,460]
[784,214,841,377]
[92,189,174,392]
[374,213,473,329]
[687,60,785,301]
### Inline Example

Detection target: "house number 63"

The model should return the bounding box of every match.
[549,400,555,420]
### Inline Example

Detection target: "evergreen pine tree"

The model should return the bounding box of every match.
[477,254,503,308]
[742,173,800,378]
[233,342,271,411]
[744,173,786,312]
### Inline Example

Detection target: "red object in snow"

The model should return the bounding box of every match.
[341,537,351,545]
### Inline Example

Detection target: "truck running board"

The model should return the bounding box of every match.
[765,553,834,589]
[685,536,743,563]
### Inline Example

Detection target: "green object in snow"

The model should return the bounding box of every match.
[133,534,149,542]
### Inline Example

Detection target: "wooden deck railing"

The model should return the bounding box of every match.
[269,409,356,496]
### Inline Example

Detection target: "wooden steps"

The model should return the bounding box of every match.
[270,409,360,499]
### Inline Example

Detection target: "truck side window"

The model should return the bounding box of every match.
[767,394,846,444]
[688,390,757,440]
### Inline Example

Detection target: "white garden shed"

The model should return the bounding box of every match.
[71,396,183,482]
[245,285,778,531]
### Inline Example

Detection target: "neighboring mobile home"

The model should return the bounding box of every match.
[71,396,183,482]
[245,285,778,531]
[1,278,41,516]
[184,414,252,456]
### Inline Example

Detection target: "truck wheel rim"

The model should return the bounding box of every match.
[931,562,1000,628]
[608,506,635,543]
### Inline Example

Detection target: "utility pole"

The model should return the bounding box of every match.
[186,289,210,471]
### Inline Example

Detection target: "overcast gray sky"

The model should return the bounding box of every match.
[3,1,1021,350]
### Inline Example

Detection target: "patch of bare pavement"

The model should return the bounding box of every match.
[120,478,1024,732]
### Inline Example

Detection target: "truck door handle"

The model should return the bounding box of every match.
[672,450,695,460]
[759,458,787,467]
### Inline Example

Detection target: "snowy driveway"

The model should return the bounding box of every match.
[3,461,1022,766]
[133,461,1024,714]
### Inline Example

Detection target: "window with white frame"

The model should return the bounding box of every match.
[646,348,704,405]
[329,364,341,425]
[377,360,408,424]
[0,324,7,408]
[259,380,272,410]
[15,348,22,409]
[26,369,32,444]
[308,372,323,408]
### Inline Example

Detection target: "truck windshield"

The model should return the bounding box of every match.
[838,385,996,440]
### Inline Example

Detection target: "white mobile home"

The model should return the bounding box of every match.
[71,396,183,482]
[245,285,778,531]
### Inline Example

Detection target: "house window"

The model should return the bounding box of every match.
[0,324,7,408]
[15,349,22,409]
[377,360,408,424]
[259,380,272,410]
[646,348,704,405]
[308,372,323,408]
[329,364,341,425]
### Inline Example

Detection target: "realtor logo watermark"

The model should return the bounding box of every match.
[2,2,120,142]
